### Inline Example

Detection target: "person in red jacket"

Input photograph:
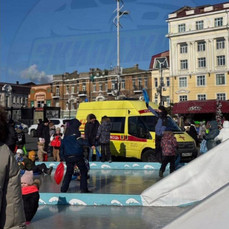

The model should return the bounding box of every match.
[159,131,178,178]
[21,170,40,225]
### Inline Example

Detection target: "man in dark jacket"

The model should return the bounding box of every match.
[60,119,91,193]
[5,119,17,152]
[85,114,101,161]
[41,118,50,154]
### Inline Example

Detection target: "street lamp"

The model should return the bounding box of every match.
[113,0,129,97]
[156,58,168,106]
[2,84,12,108]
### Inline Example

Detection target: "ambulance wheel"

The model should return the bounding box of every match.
[141,150,157,162]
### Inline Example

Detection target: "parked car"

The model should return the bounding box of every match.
[28,118,72,137]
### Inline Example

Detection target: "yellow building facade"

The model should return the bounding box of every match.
[166,3,229,103]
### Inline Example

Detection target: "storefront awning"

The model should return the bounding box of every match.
[172,100,229,114]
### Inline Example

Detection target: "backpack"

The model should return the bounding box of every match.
[51,136,61,147]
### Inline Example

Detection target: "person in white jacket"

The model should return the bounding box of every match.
[215,120,229,143]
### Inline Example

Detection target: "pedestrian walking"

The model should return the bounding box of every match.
[60,119,91,193]
[159,131,178,178]
[96,116,112,162]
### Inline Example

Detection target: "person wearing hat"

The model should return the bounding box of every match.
[60,119,91,193]
[0,105,26,228]
[21,171,40,225]
[84,113,101,161]
[20,150,53,175]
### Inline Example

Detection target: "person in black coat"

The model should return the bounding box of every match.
[36,119,43,138]
[5,119,17,152]
[84,114,101,161]
[41,118,50,154]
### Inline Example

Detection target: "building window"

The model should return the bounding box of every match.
[144,78,148,88]
[179,95,187,101]
[179,77,187,88]
[180,60,188,70]
[196,20,204,30]
[71,86,74,94]
[99,84,103,91]
[93,84,96,92]
[138,78,142,88]
[198,58,206,68]
[180,43,187,53]
[37,101,44,108]
[197,94,206,100]
[217,93,226,100]
[166,77,170,87]
[112,80,116,90]
[121,79,125,89]
[154,78,158,88]
[178,23,186,32]
[165,96,170,105]
[82,83,86,91]
[154,95,158,104]
[197,75,206,86]
[197,41,205,51]
[216,74,225,85]
[105,83,108,91]
[215,17,223,27]
[66,85,70,94]
[217,55,225,66]
[76,85,79,92]
[13,96,16,104]
[216,38,225,49]
[56,86,60,96]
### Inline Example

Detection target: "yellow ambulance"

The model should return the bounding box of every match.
[76,100,197,162]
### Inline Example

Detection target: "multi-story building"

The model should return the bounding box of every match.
[149,51,171,107]
[167,2,229,103]
[0,81,34,120]
[52,65,151,118]
[28,84,53,108]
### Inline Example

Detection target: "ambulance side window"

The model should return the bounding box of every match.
[109,117,125,133]
[128,117,149,139]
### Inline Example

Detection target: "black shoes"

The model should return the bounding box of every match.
[80,189,92,193]
[46,166,53,175]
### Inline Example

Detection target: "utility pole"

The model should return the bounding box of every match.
[113,0,129,98]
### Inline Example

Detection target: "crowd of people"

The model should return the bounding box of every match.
[1,102,229,227]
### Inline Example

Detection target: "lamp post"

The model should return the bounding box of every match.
[113,0,129,97]
[156,58,167,106]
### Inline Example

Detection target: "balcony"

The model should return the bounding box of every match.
[106,89,113,95]
[133,85,143,94]
[78,91,87,97]
[52,93,60,99]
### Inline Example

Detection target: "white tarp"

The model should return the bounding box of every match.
[163,183,229,229]
[141,139,229,206]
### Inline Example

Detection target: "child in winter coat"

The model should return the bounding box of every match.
[21,170,40,225]
[37,138,47,161]
[159,131,178,178]
[20,150,53,175]
[50,127,62,161]
[96,116,112,162]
